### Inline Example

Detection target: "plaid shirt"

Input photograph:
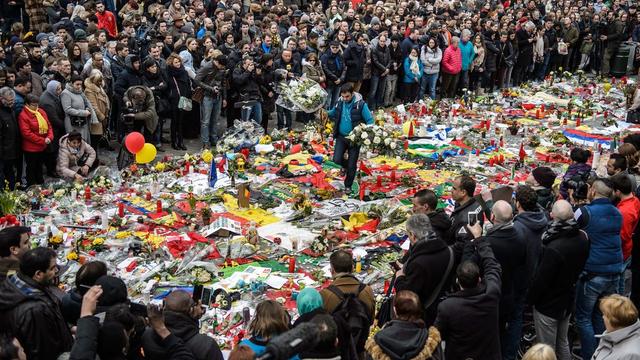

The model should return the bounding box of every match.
[8,273,43,297]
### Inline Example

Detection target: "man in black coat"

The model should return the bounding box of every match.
[39,81,66,178]
[321,41,347,109]
[527,200,589,360]
[435,237,502,360]
[0,248,74,360]
[513,22,535,85]
[343,33,366,92]
[448,175,485,244]
[0,87,21,190]
[479,200,527,359]
[412,189,452,244]
[368,34,391,110]
[114,54,144,98]
[142,290,223,360]
[395,214,453,326]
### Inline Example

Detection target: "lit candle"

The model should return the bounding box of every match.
[118,202,125,217]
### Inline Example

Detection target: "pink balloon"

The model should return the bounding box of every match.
[125,132,145,154]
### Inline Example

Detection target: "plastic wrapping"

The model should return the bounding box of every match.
[276,78,328,113]
[217,119,266,153]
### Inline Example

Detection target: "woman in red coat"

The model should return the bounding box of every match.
[18,94,54,186]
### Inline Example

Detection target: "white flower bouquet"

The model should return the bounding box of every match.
[276,78,328,113]
[346,124,402,156]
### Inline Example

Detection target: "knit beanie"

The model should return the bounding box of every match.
[532,167,557,189]
[370,16,381,26]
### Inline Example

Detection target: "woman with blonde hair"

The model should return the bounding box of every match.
[592,294,640,359]
[84,69,110,153]
[521,344,557,360]
[239,300,296,359]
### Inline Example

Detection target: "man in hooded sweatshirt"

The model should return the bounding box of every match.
[114,54,143,98]
[504,185,549,360]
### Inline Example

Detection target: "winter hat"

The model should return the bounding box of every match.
[95,275,128,307]
[36,33,48,44]
[532,167,556,189]
[296,288,323,315]
[370,16,381,26]
[300,14,310,24]
[74,29,87,41]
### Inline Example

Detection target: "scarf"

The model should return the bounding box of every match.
[542,219,578,243]
[409,55,420,76]
[25,106,48,134]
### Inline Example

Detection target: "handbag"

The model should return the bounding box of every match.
[173,77,193,111]
[557,40,569,55]
[192,86,205,103]
[70,115,88,127]
[376,274,396,327]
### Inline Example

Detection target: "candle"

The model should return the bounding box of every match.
[288,256,296,273]
[485,119,491,131]
[489,157,495,167]
[490,139,496,147]
[519,143,526,162]
[576,117,581,127]
[499,136,504,148]
[355,256,362,273]
[499,154,504,164]
[391,170,396,182]
[145,191,151,201]
[118,202,125,217]
[156,200,162,214]
[185,161,191,174]
[404,139,409,150]
[359,184,366,201]
[84,186,91,201]
[376,176,382,187]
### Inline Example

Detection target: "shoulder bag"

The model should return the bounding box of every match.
[173,77,193,111]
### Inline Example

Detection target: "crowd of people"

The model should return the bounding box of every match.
[2,0,640,359]
[2,0,640,189]
[0,134,640,360]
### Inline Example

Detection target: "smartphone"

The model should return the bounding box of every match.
[389,261,401,271]
[193,284,204,301]
[201,288,212,306]
[467,212,479,226]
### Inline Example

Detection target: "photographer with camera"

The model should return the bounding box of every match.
[57,130,96,182]
[231,55,262,124]
[195,54,228,150]
[122,85,159,142]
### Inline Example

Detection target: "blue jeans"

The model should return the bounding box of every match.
[537,53,552,80]
[240,103,262,124]
[326,85,341,109]
[619,257,632,295]
[367,75,386,110]
[200,95,222,146]
[575,272,621,360]
[332,135,361,189]
[276,105,293,130]
[502,297,525,360]
[420,73,439,100]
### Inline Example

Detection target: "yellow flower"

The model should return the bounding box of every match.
[155,162,166,172]
[92,238,105,246]
[201,150,213,163]
[259,135,272,144]
[67,252,79,261]
[49,235,63,244]
[115,231,131,239]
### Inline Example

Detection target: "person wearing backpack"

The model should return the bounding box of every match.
[394,214,454,327]
[320,250,375,360]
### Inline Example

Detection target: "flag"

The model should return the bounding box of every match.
[209,157,217,188]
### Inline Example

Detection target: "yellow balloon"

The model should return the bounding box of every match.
[135,143,157,164]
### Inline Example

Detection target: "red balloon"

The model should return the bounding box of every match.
[125,132,145,154]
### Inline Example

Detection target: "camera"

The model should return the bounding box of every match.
[565,172,592,200]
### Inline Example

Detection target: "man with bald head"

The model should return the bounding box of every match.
[527,200,589,360]
[141,290,223,360]
[468,200,526,356]
[574,178,623,360]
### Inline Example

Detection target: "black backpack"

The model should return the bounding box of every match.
[327,283,371,358]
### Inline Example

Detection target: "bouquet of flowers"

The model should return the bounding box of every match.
[276,78,328,113]
[190,266,214,284]
[347,124,402,156]
[217,120,265,153]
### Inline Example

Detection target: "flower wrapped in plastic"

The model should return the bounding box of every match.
[276,77,328,113]
[217,119,265,153]
[347,123,403,156]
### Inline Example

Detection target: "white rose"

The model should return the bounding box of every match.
[364,139,371,146]
[390,142,397,149]
[361,132,368,139]
[374,137,381,144]
[384,138,391,145]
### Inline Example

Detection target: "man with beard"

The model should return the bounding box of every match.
[0,248,74,359]
[27,44,44,75]
[14,57,43,97]
[95,0,118,39]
